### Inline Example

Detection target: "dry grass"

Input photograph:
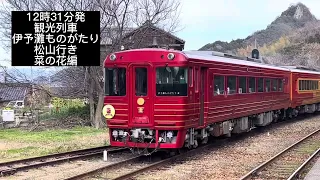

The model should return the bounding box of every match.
[0,126,109,162]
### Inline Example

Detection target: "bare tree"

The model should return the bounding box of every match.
[0,0,182,128]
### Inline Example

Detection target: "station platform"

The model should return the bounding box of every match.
[304,156,320,180]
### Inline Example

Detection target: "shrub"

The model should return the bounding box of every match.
[40,98,89,121]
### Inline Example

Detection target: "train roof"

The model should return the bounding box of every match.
[279,66,320,75]
[182,51,320,75]
[112,49,320,75]
[182,50,290,71]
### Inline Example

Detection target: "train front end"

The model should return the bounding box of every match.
[103,49,190,153]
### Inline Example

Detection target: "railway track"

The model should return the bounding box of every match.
[240,128,320,180]
[64,126,280,180]
[287,147,320,180]
[0,145,127,176]
[62,117,319,180]
[64,143,217,180]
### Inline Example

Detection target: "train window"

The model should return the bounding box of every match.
[279,79,283,92]
[265,79,271,92]
[105,68,126,96]
[313,81,317,90]
[258,78,264,92]
[189,67,193,87]
[156,66,188,96]
[227,76,236,95]
[249,77,256,93]
[302,80,306,90]
[135,67,147,96]
[214,75,225,96]
[309,81,312,90]
[308,80,311,90]
[299,80,302,91]
[272,79,278,91]
[239,77,247,94]
[305,80,308,90]
[312,81,317,90]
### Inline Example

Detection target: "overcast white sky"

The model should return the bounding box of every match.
[0,0,320,68]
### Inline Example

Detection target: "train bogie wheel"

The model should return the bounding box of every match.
[201,137,208,144]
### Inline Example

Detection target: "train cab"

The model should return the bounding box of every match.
[103,48,192,152]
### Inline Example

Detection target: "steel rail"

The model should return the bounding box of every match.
[64,141,220,180]
[64,155,143,180]
[111,148,199,180]
[287,147,320,180]
[0,146,127,176]
[239,128,320,180]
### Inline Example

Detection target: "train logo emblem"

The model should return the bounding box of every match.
[137,107,144,113]
[102,104,115,119]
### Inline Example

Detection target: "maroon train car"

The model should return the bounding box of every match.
[102,48,306,153]
[286,66,320,116]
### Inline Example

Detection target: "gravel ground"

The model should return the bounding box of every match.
[0,151,134,180]
[134,115,320,180]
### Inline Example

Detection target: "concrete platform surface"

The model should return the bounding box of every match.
[304,156,320,180]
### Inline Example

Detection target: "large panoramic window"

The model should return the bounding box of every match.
[239,77,247,94]
[279,79,284,91]
[156,67,188,96]
[214,75,225,96]
[249,77,256,93]
[265,78,271,92]
[258,78,264,92]
[105,68,126,96]
[227,76,236,95]
[272,79,278,91]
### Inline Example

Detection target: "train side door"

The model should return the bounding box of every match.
[194,67,201,126]
[194,66,206,127]
[199,67,206,126]
[188,66,195,123]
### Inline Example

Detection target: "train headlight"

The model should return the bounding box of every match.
[118,130,124,136]
[166,131,173,138]
[167,53,175,60]
[112,130,118,137]
[110,54,116,61]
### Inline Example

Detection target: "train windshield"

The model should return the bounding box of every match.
[105,68,126,96]
[156,66,188,96]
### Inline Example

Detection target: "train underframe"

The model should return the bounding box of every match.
[110,103,320,155]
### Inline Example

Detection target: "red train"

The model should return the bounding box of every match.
[103,48,320,154]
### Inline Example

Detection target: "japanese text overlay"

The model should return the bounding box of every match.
[11,11,100,66]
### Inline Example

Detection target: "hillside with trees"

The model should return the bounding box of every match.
[199,2,320,69]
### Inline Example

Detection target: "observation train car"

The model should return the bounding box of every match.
[103,48,296,153]
[286,66,320,116]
